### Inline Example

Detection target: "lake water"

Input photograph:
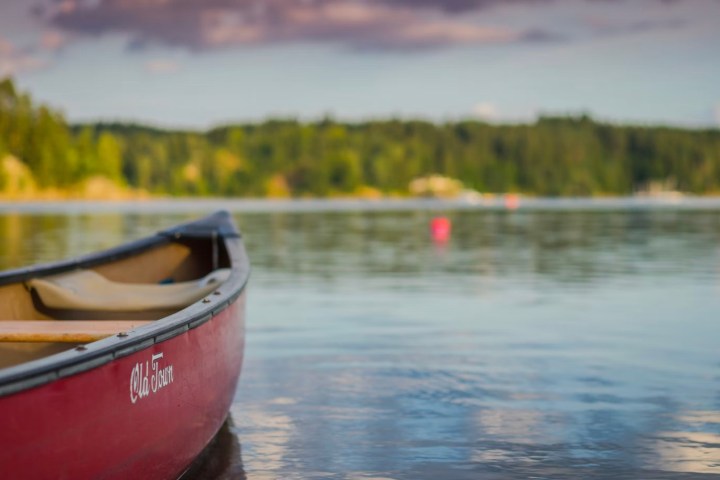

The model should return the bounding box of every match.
[1,199,719,479]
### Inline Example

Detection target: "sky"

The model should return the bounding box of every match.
[0,0,718,129]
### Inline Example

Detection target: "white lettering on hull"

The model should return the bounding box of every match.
[130,352,174,404]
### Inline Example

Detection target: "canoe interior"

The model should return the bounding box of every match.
[0,236,230,370]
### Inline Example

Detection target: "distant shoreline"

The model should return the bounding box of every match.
[3,195,720,215]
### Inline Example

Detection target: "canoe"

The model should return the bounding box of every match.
[0,211,250,479]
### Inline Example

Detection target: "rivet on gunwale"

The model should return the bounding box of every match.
[76,346,87,351]
[202,298,211,303]
[117,332,128,338]
[213,291,221,295]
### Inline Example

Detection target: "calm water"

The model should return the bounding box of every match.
[1,200,720,479]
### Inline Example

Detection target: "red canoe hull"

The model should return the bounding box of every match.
[0,293,245,479]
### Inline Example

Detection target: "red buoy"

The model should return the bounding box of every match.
[504,194,520,210]
[430,216,451,242]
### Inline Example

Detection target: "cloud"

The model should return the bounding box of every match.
[144,59,180,74]
[34,0,696,52]
[40,30,68,51]
[583,16,686,37]
[520,28,566,43]
[36,0,541,51]
[0,36,47,76]
[472,102,498,120]
[378,0,551,14]
[714,104,720,127]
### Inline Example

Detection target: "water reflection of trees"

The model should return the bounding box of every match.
[3,210,719,287]
[238,210,720,288]
[0,212,203,270]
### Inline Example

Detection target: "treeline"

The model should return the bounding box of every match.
[2,76,720,197]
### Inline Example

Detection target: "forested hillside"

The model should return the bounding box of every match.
[2,77,719,198]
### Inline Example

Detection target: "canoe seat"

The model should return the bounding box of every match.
[0,320,153,343]
[27,269,231,313]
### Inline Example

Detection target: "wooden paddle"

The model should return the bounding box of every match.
[0,321,152,343]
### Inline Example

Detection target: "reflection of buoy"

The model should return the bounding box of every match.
[504,194,520,210]
[431,217,451,242]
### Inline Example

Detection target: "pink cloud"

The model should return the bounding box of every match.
[144,59,180,74]
[37,0,689,52]
[0,35,47,76]
[43,0,533,50]
[40,30,68,51]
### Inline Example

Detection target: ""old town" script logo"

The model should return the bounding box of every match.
[130,352,174,403]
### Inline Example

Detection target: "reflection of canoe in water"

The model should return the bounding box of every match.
[184,416,247,479]
[0,211,249,479]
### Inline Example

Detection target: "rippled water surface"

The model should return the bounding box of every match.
[1,200,720,479]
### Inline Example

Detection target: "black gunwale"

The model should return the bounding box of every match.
[0,210,250,397]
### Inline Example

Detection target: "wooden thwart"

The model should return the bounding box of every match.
[0,321,153,343]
